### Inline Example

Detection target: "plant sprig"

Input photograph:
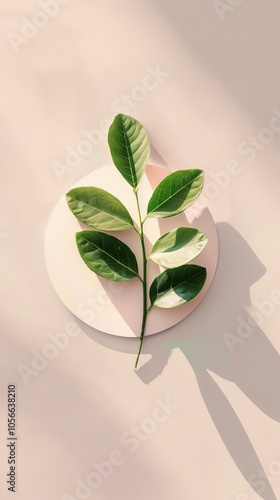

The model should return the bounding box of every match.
[66,114,208,369]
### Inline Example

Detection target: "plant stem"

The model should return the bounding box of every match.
[134,188,148,370]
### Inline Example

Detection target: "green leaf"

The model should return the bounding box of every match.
[66,186,134,231]
[108,114,150,188]
[149,264,207,308]
[147,169,204,218]
[76,231,139,282]
[149,227,208,268]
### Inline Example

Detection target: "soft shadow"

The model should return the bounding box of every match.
[78,222,280,500]
[136,222,280,500]
[150,0,280,126]
[149,144,169,169]
[76,165,217,336]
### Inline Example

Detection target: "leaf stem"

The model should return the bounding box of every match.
[134,189,148,370]
[132,226,141,236]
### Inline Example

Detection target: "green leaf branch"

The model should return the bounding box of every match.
[66,114,208,369]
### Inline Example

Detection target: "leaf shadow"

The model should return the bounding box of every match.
[136,222,280,500]
[75,164,214,336]
[77,222,280,500]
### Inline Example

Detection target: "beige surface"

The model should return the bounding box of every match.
[1,1,280,499]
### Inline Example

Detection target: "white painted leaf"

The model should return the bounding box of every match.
[149,227,207,268]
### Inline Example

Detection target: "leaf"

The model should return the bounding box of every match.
[149,227,208,268]
[149,264,207,308]
[147,169,204,218]
[108,114,150,189]
[66,186,134,231]
[76,231,139,282]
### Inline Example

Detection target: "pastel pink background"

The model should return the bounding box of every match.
[1,2,280,500]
